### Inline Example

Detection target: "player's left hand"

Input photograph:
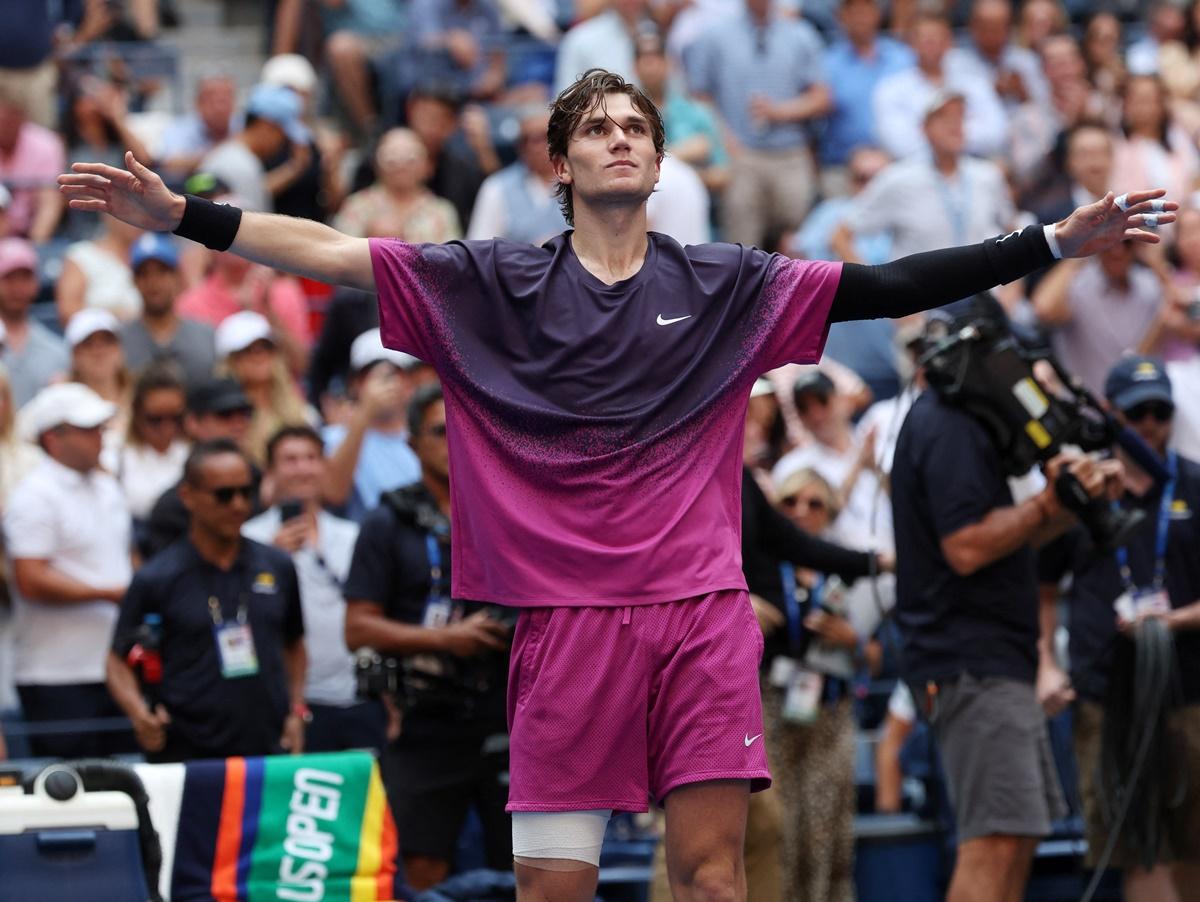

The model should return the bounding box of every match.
[1055,189,1178,258]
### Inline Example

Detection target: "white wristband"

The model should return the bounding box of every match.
[1043,223,1063,260]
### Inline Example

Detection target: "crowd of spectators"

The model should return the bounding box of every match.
[6,0,1200,894]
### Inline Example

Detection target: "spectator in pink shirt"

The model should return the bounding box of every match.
[176,248,312,378]
[0,86,65,244]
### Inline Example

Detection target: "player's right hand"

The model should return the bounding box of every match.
[58,151,186,232]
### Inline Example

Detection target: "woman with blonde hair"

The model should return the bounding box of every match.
[215,311,310,464]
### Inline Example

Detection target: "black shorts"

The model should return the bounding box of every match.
[381,731,511,866]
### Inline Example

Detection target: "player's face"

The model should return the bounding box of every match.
[553,93,660,216]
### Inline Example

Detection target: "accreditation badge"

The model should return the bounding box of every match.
[214,622,260,678]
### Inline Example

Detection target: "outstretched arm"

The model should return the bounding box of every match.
[829,190,1177,323]
[59,153,376,292]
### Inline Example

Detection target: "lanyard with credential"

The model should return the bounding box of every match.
[1115,450,1177,593]
[425,533,447,604]
[934,168,970,246]
[779,562,822,654]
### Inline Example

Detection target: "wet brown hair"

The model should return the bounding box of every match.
[547,68,666,226]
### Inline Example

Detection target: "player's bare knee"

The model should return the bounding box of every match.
[669,854,740,902]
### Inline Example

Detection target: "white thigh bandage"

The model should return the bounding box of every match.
[511,810,612,867]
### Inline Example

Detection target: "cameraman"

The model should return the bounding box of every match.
[343,384,511,891]
[891,317,1118,902]
[1039,356,1200,902]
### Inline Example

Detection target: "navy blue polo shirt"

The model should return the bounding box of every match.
[1038,453,1200,704]
[112,537,303,757]
[892,391,1039,684]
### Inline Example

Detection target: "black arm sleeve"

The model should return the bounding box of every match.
[830,224,1055,323]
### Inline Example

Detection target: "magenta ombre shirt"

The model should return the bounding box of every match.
[370,233,841,607]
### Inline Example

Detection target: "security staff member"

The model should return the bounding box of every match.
[891,314,1113,902]
[1039,356,1200,902]
[107,439,307,762]
[344,384,511,892]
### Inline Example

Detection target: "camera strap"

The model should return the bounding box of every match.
[779,562,821,654]
[1114,450,1176,594]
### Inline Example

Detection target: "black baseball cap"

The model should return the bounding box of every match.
[187,377,252,415]
[1105,355,1173,412]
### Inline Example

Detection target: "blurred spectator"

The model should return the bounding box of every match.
[1039,356,1200,902]
[121,232,217,387]
[0,238,69,407]
[157,74,238,179]
[1033,240,1163,395]
[411,0,507,101]
[688,0,830,247]
[404,86,488,234]
[1082,12,1127,121]
[306,286,380,409]
[323,328,424,521]
[467,107,567,243]
[554,0,651,93]
[273,0,407,136]
[835,92,1015,264]
[259,54,329,223]
[66,308,133,448]
[56,213,142,324]
[1111,75,1200,214]
[344,385,512,889]
[646,154,712,246]
[1016,0,1067,53]
[772,370,894,553]
[632,31,729,195]
[874,682,916,813]
[61,76,153,203]
[243,426,383,753]
[107,362,189,524]
[108,439,306,762]
[0,358,40,748]
[0,0,58,129]
[6,383,132,758]
[1126,0,1187,76]
[0,85,65,244]
[873,13,1007,161]
[1009,37,1106,187]
[819,0,914,184]
[333,128,462,241]
[791,147,900,400]
[950,0,1049,111]
[1137,206,1200,363]
[200,84,311,213]
[766,465,881,902]
[215,311,311,465]
[177,252,312,364]
[142,377,256,558]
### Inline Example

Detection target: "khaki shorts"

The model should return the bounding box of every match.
[1074,700,1200,867]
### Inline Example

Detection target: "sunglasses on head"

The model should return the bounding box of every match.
[781,495,827,512]
[1124,400,1173,422]
[207,484,255,505]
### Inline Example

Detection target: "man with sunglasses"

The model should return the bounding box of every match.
[1038,356,1200,902]
[108,439,307,762]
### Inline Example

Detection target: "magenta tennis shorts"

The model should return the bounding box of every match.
[505,589,771,813]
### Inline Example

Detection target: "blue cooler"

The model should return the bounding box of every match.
[0,765,150,902]
[854,813,947,902]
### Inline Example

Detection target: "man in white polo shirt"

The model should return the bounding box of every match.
[6,382,134,757]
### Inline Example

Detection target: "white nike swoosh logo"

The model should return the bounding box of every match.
[657,314,692,326]
[744,733,762,747]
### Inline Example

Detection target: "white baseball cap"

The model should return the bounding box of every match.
[215,310,274,358]
[261,54,318,94]
[65,308,121,349]
[19,382,117,440]
[349,328,422,373]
